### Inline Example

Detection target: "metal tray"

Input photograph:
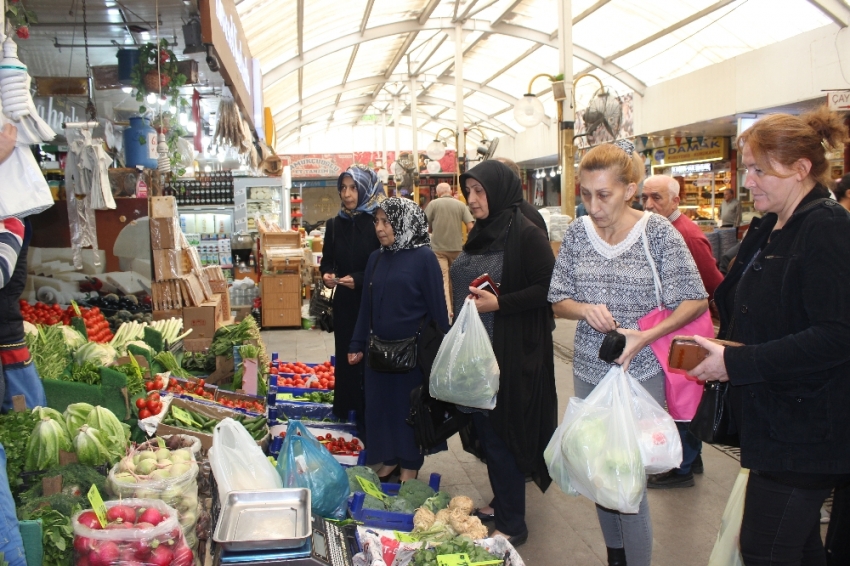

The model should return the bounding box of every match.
[213,489,312,551]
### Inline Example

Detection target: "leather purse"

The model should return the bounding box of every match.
[689,381,740,447]
[598,330,626,363]
[407,384,468,451]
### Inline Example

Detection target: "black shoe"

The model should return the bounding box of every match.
[472,508,495,523]
[647,470,695,489]
[494,530,528,548]
[691,454,704,474]
[607,546,627,566]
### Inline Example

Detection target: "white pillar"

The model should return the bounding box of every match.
[410,75,419,202]
[455,23,465,178]
[559,0,574,216]
[381,111,387,172]
[393,96,400,195]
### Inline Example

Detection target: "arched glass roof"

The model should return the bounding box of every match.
[235,0,848,150]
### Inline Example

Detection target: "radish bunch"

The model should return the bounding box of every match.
[72,499,193,566]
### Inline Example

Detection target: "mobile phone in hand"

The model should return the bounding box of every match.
[668,336,743,372]
[470,273,500,296]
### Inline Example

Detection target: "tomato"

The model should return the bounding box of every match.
[169,378,178,387]
[197,379,206,388]
[147,391,160,402]
[145,381,156,392]
[138,408,152,419]
[148,402,162,415]
[135,398,147,409]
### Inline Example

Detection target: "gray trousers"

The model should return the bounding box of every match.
[573,370,666,566]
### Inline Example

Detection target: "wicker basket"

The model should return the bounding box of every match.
[144,70,170,91]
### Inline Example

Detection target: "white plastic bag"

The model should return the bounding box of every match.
[560,366,646,513]
[543,405,578,496]
[628,370,682,474]
[708,468,749,566]
[210,417,282,501]
[0,145,53,219]
[429,298,499,410]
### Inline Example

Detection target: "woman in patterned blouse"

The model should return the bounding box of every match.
[548,141,708,566]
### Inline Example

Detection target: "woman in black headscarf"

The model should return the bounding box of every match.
[349,198,450,482]
[320,167,383,436]
[449,160,557,546]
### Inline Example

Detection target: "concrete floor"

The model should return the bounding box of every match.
[261,320,747,566]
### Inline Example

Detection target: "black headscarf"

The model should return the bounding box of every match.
[377,197,430,252]
[459,161,534,474]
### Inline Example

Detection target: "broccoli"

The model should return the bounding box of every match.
[345,466,382,494]
[362,494,388,510]
[389,496,416,514]
[397,478,435,509]
[422,491,451,513]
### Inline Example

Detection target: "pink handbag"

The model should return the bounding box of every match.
[637,220,714,421]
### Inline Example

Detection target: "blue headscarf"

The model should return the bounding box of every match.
[337,167,385,219]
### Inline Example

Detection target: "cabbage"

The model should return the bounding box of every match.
[85,406,127,464]
[64,402,95,435]
[32,406,68,431]
[73,425,111,466]
[60,326,87,351]
[24,417,73,471]
[23,321,37,336]
[73,342,117,367]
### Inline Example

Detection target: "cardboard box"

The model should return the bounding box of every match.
[183,337,213,352]
[153,249,186,281]
[156,397,268,453]
[214,390,266,414]
[153,309,182,322]
[183,294,222,338]
[216,289,231,316]
[150,217,183,250]
[209,280,228,294]
[150,196,178,218]
[207,355,235,385]
[232,306,252,322]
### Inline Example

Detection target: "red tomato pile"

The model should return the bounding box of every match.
[271,360,335,390]
[74,506,193,566]
[19,301,114,343]
[218,396,265,413]
[319,433,361,456]
[135,391,163,420]
[163,377,214,400]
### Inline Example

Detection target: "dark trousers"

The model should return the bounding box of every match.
[740,472,831,566]
[675,421,702,474]
[472,412,526,536]
[825,482,850,565]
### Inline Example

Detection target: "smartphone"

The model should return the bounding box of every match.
[470,273,500,296]
[668,336,744,373]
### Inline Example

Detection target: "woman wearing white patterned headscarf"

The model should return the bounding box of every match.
[348,197,449,482]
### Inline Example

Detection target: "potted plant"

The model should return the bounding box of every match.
[5,0,39,39]
[130,38,187,114]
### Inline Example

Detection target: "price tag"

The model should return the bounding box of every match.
[470,561,503,566]
[87,485,108,528]
[170,406,196,427]
[356,476,389,501]
[277,393,294,400]
[437,554,470,566]
[394,531,418,543]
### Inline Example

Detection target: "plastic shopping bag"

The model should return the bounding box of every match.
[628,371,683,474]
[210,417,282,501]
[429,298,500,410]
[560,366,645,513]
[543,406,579,497]
[276,420,350,519]
[0,146,53,219]
[708,468,749,566]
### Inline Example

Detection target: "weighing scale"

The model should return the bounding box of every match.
[214,516,359,566]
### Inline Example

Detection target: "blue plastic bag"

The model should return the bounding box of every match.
[276,420,350,519]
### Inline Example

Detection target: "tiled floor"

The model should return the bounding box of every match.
[261,321,748,566]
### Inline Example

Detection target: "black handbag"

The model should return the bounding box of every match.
[310,282,335,333]
[407,384,469,451]
[366,253,422,373]
[689,381,740,447]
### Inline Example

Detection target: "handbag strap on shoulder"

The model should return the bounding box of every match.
[639,213,664,309]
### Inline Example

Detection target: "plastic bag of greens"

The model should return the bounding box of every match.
[560,366,645,513]
[276,420,350,520]
[429,298,499,410]
[628,370,682,474]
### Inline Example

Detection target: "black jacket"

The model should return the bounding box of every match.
[716,186,850,473]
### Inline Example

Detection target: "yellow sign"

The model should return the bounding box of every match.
[87,485,109,528]
[650,137,728,166]
[356,476,389,501]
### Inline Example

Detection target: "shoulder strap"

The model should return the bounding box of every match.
[369,252,381,331]
[639,213,663,309]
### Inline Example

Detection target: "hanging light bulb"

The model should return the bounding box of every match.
[178,112,188,125]
[169,105,177,114]
[557,166,562,175]
[158,96,167,106]
[217,152,226,163]
[550,168,557,178]
[187,120,196,134]
[156,133,170,173]
[146,92,157,105]
[122,86,133,94]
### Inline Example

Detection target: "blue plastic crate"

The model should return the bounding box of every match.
[348,473,441,531]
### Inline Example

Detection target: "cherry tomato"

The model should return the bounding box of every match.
[135,398,147,410]
[138,408,152,419]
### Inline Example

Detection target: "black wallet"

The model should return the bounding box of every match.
[598,330,626,363]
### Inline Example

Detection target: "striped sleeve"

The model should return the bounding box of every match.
[0,217,24,289]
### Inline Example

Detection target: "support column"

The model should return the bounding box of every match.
[393,95,400,196]
[455,23,465,185]
[845,115,850,174]
[381,111,387,178]
[410,74,419,203]
[558,0,574,217]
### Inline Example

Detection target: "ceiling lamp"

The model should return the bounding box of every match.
[426,139,446,161]
[513,94,545,128]
[550,168,557,178]
[426,160,441,173]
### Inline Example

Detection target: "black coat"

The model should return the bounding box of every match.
[319,214,381,420]
[716,186,850,474]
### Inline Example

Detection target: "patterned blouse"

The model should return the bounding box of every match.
[548,212,707,384]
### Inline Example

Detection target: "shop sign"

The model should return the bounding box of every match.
[281,151,457,178]
[33,97,85,133]
[651,137,728,166]
[671,163,712,175]
[201,0,254,128]
[827,91,850,111]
